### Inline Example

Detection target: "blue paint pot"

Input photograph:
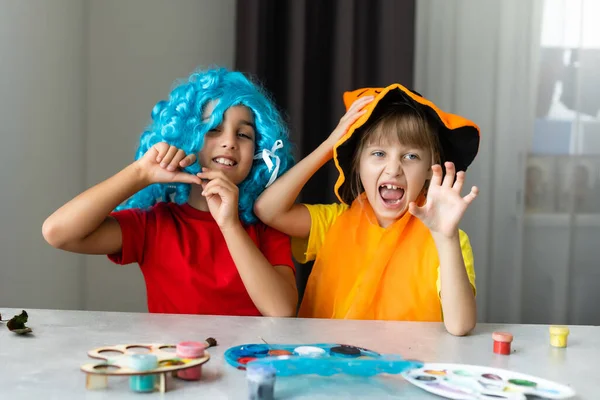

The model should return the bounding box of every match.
[129,354,158,393]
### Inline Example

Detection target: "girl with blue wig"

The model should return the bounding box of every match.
[43,67,298,317]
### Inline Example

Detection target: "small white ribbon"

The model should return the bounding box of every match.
[254,139,283,188]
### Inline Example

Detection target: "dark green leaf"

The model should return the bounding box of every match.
[7,310,29,331]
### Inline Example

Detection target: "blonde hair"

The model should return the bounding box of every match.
[342,102,441,202]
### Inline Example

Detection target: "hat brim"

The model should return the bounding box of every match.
[333,84,480,205]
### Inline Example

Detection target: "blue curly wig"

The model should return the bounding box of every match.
[117,67,294,225]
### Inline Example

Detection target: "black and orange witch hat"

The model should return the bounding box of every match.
[333,84,480,205]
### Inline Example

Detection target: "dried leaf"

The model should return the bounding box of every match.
[7,310,32,334]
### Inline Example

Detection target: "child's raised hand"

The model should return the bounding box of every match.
[197,168,240,230]
[136,142,202,185]
[326,96,374,146]
[409,162,479,239]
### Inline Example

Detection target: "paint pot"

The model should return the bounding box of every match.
[492,332,513,355]
[129,354,158,393]
[176,341,206,380]
[549,325,570,348]
[247,363,276,400]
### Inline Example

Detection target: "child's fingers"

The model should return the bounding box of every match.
[197,169,234,185]
[349,96,374,112]
[429,164,443,187]
[442,162,455,188]
[172,171,202,185]
[463,186,479,204]
[179,154,197,168]
[341,110,367,131]
[340,96,374,123]
[160,146,179,168]
[153,142,170,163]
[167,149,186,171]
[453,171,465,193]
[202,177,236,193]
[202,181,235,198]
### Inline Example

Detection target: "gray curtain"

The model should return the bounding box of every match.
[235,0,416,301]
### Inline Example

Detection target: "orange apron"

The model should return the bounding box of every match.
[298,196,442,321]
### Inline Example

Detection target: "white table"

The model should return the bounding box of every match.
[0,308,597,399]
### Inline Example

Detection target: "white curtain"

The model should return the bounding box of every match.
[415,0,544,323]
[417,0,600,325]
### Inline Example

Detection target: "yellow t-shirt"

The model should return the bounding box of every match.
[293,201,476,320]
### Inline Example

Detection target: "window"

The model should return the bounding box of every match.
[527,0,600,214]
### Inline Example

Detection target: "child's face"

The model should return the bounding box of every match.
[198,103,256,185]
[358,138,432,228]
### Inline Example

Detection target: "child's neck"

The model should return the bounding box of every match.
[187,184,209,212]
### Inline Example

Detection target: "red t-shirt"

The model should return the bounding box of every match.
[108,202,295,316]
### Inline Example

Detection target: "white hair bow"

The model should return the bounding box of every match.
[254,140,284,187]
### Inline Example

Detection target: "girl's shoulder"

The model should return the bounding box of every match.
[303,202,350,222]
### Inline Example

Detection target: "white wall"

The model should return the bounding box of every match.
[0,0,237,312]
[85,0,236,312]
[0,1,88,310]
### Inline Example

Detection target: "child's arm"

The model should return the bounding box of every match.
[254,96,374,238]
[42,143,201,254]
[198,168,297,317]
[409,162,479,336]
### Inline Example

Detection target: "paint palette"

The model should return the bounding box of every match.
[80,343,211,393]
[224,343,422,377]
[403,363,576,399]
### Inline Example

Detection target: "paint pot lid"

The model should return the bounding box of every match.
[129,354,158,371]
[176,341,207,358]
[492,332,513,343]
[246,363,276,380]
[293,346,327,356]
[549,325,570,335]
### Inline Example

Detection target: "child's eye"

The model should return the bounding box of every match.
[372,151,385,157]
[237,132,253,140]
[403,153,420,161]
[207,127,221,134]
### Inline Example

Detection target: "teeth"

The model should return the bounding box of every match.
[214,157,235,166]
[380,184,400,190]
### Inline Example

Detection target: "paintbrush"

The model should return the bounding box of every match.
[204,337,218,348]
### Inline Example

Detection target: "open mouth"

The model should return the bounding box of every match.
[212,157,237,167]
[378,184,405,206]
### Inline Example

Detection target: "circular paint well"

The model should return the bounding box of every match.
[415,375,437,381]
[482,373,503,381]
[268,349,293,356]
[330,345,361,357]
[238,357,258,365]
[508,378,537,387]
[159,359,184,367]
[93,364,120,371]
[293,346,326,356]
[424,370,447,376]
[453,370,472,377]
[239,344,269,355]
